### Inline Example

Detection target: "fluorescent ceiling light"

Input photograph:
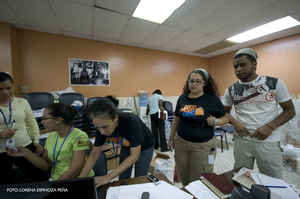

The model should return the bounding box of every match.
[227,16,300,43]
[133,0,186,24]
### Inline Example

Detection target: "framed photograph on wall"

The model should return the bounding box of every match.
[69,58,110,86]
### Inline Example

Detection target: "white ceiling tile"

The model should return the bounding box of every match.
[165,0,231,28]
[63,31,93,40]
[119,18,159,44]
[95,0,139,15]
[1,0,299,57]
[143,25,183,47]
[62,0,94,6]
[52,0,93,35]
[7,0,58,30]
[0,1,18,24]
[94,8,129,40]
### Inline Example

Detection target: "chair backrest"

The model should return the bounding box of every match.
[24,92,54,110]
[59,93,85,108]
[87,97,105,108]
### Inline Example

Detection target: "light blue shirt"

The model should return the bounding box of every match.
[148,94,164,115]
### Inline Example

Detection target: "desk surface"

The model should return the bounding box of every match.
[98,171,235,199]
[98,173,198,199]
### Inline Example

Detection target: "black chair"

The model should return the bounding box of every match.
[214,126,230,152]
[59,93,86,130]
[24,92,54,130]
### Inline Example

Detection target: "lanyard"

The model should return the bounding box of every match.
[111,129,122,154]
[52,127,73,169]
[0,101,13,128]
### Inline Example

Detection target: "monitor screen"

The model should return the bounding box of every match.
[0,177,98,199]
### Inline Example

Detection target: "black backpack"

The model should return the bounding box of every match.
[162,101,173,114]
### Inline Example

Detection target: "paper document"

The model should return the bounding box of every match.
[185,180,219,199]
[106,181,193,199]
[32,108,45,118]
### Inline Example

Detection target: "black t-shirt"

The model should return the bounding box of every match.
[94,112,154,151]
[175,94,225,142]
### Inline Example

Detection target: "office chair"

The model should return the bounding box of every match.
[24,92,54,130]
[59,92,86,130]
[214,126,229,152]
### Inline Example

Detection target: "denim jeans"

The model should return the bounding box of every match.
[119,147,153,180]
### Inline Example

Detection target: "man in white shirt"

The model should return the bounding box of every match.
[222,48,295,178]
[146,89,168,152]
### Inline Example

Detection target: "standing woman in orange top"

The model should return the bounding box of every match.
[168,68,228,186]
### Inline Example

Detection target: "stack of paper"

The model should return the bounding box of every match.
[106,180,193,199]
[185,180,220,199]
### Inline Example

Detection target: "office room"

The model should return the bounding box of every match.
[1,0,300,198]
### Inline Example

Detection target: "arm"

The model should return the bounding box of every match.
[207,114,230,127]
[158,99,165,112]
[94,145,141,187]
[168,116,180,151]
[59,150,87,180]
[224,106,250,137]
[146,104,150,115]
[80,145,103,177]
[23,100,40,144]
[252,100,295,140]
[8,147,51,171]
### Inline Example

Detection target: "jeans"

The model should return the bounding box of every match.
[119,147,153,180]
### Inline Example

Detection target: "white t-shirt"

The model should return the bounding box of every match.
[222,76,291,142]
[148,94,164,115]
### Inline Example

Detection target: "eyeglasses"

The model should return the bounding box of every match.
[41,117,56,121]
[188,79,205,84]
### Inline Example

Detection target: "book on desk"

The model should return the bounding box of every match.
[185,173,234,199]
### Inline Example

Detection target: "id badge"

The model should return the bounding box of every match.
[208,154,214,165]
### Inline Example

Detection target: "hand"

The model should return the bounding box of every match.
[207,115,217,126]
[6,147,31,157]
[34,143,44,155]
[233,123,250,137]
[168,137,175,152]
[251,125,273,140]
[94,175,112,188]
[1,128,16,139]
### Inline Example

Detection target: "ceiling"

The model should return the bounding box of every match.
[1,0,300,57]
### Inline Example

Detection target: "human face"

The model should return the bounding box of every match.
[233,56,257,82]
[92,116,118,136]
[41,109,58,131]
[0,80,14,103]
[188,73,205,95]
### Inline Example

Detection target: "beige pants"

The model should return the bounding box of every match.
[174,136,217,186]
[234,137,283,179]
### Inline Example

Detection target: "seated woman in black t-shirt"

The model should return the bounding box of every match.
[168,68,229,186]
[79,99,154,187]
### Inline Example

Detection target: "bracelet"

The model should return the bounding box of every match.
[266,124,274,130]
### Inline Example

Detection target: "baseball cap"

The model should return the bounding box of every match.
[234,48,258,60]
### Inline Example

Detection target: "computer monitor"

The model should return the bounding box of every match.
[0,177,98,199]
